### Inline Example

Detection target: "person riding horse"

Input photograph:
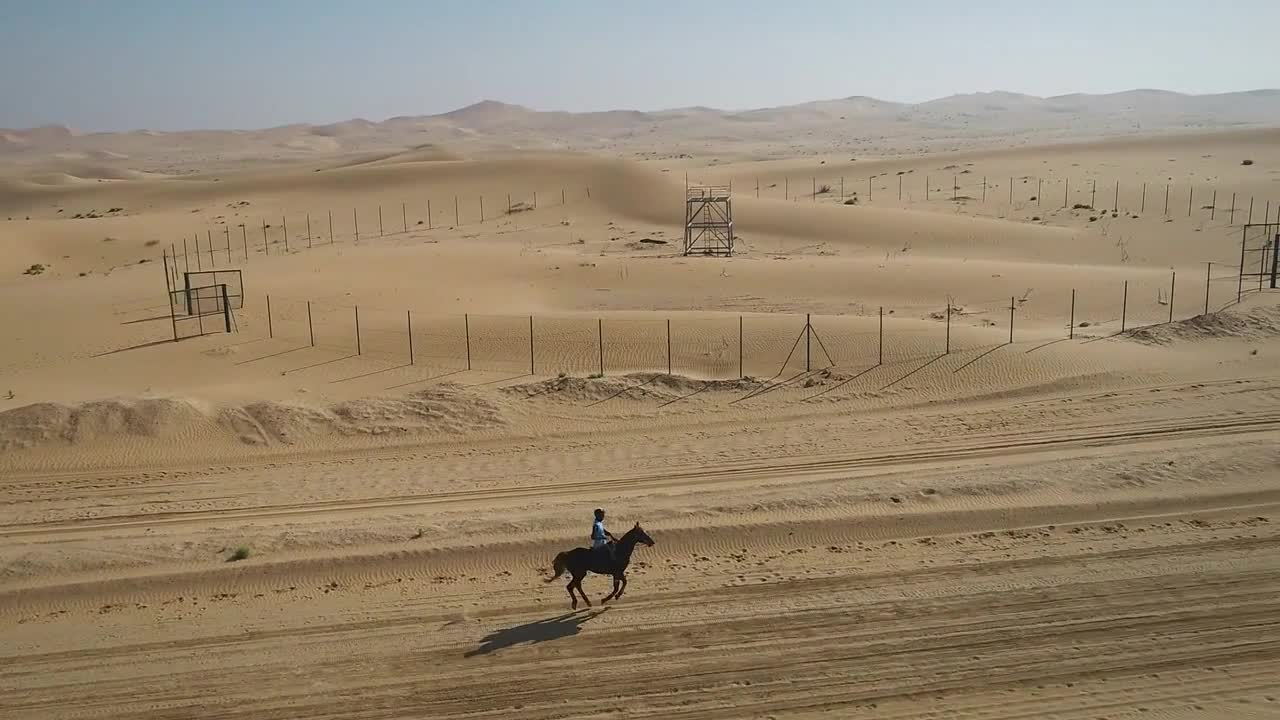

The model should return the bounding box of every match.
[591,508,617,564]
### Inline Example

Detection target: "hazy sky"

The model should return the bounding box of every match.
[3,0,1277,131]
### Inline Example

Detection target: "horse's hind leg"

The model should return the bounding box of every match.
[566,577,578,610]
[572,574,592,608]
[616,574,628,600]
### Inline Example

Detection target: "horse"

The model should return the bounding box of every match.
[545,522,655,609]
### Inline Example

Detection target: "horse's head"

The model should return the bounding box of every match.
[629,522,655,547]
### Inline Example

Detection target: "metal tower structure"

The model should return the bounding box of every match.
[684,185,734,256]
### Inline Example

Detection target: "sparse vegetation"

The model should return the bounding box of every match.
[843,198,857,205]
[23,264,46,275]
[1073,203,1092,210]
[102,236,116,242]
[1031,216,1041,221]
[588,372,604,379]
[228,546,251,562]
[144,239,159,247]
[1089,216,1098,222]
[816,184,831,195]
[1241,159,1254,166]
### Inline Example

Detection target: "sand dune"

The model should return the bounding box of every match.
[1,90,1279,718]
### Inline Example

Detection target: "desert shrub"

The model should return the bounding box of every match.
[1073,203,1092,210]
[228,546,250,562]
[1241,159,1254,166]
[816,184,831,195]
[23,264,45,275]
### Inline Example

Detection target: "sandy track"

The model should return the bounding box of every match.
[1,494,1276,719]
[2,409,1277,541]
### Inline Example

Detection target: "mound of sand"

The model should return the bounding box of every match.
[0,385,507,452]
[228,384,507,445]
[504,373,760,402]
[0,397,208,451]
[1126,302,1280,346]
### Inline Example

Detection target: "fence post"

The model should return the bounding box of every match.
[982,177,987,202]
[183,237,190,272]
[307,214,312,249]
[407,310,413,364]
[945,303,950,354]
[307,301,314,346]
[222,285,232,333]
[878,307,884,365]
[207,230,214,267]
[1188,186,1193,217]
[531,316,536,375]
[785,177,789,200]
[225,226,231,264]
[1008,297,1014,344]
[533,191,537,209]
[1168,270,1176,323]
[812,177,816,202]
[838,177,842,200]
[481,196,485,223]
[1121,281,1128,332]
[355,306,361,355]
[1238,227,1247,303]
[738,315,744,378]
[898,175,902,201]
[163,251,178,342]
[1091,180,1096,209]
[805,314,811,371]
[1229,193,1236,225]
[282,217,288,252]
[241,226,248,261]
[464,313,471,370]
[454,196,459,226]
[354,208,359,243]
[328,210,334,244]
[1248,197,1254,224]
[926,176,929,199]
[1205,262,1212,314]
[953,175,957,201]
[267,294,273,339]
[596,318,603,376]
[428,199,433,230]
[1211,190,1217,221]
[1037,177,1042,206]
[402,203,407,233]
[1164,184,1169,215]
[1141,183,1146,213]
[1069,289,1075,339]
[1008,177,1012,204]
[1114,181,1119,211]
[378,206,383,237]
[1064,178,1069,208]
[868,177,872,201]
[194,234,202,271]
[666,319,672,375]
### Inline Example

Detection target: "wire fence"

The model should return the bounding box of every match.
[226,264,1262,382]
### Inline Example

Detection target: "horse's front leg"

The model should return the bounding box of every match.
[616,573,628,599]
[602,574,621,603]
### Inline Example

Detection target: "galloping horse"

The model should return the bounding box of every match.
[546,522,655,609]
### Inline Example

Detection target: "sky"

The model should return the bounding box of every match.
[2,0,1278,132]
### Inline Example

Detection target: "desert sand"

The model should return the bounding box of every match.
[1,91,1279,719]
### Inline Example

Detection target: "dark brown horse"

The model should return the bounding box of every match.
[546,522,655,609]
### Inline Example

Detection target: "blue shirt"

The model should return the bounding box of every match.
[592,520,607,548]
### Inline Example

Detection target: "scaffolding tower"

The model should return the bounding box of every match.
[684,185,734,256]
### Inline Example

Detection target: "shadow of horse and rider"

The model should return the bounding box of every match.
[465,522,656,657]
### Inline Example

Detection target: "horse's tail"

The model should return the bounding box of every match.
[545,551,569,582]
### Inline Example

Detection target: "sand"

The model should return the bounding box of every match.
[1,91,1278,719]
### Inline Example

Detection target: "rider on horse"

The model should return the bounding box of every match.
[592,508,617,563]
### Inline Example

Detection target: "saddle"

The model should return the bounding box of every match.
[593,541,616,567]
